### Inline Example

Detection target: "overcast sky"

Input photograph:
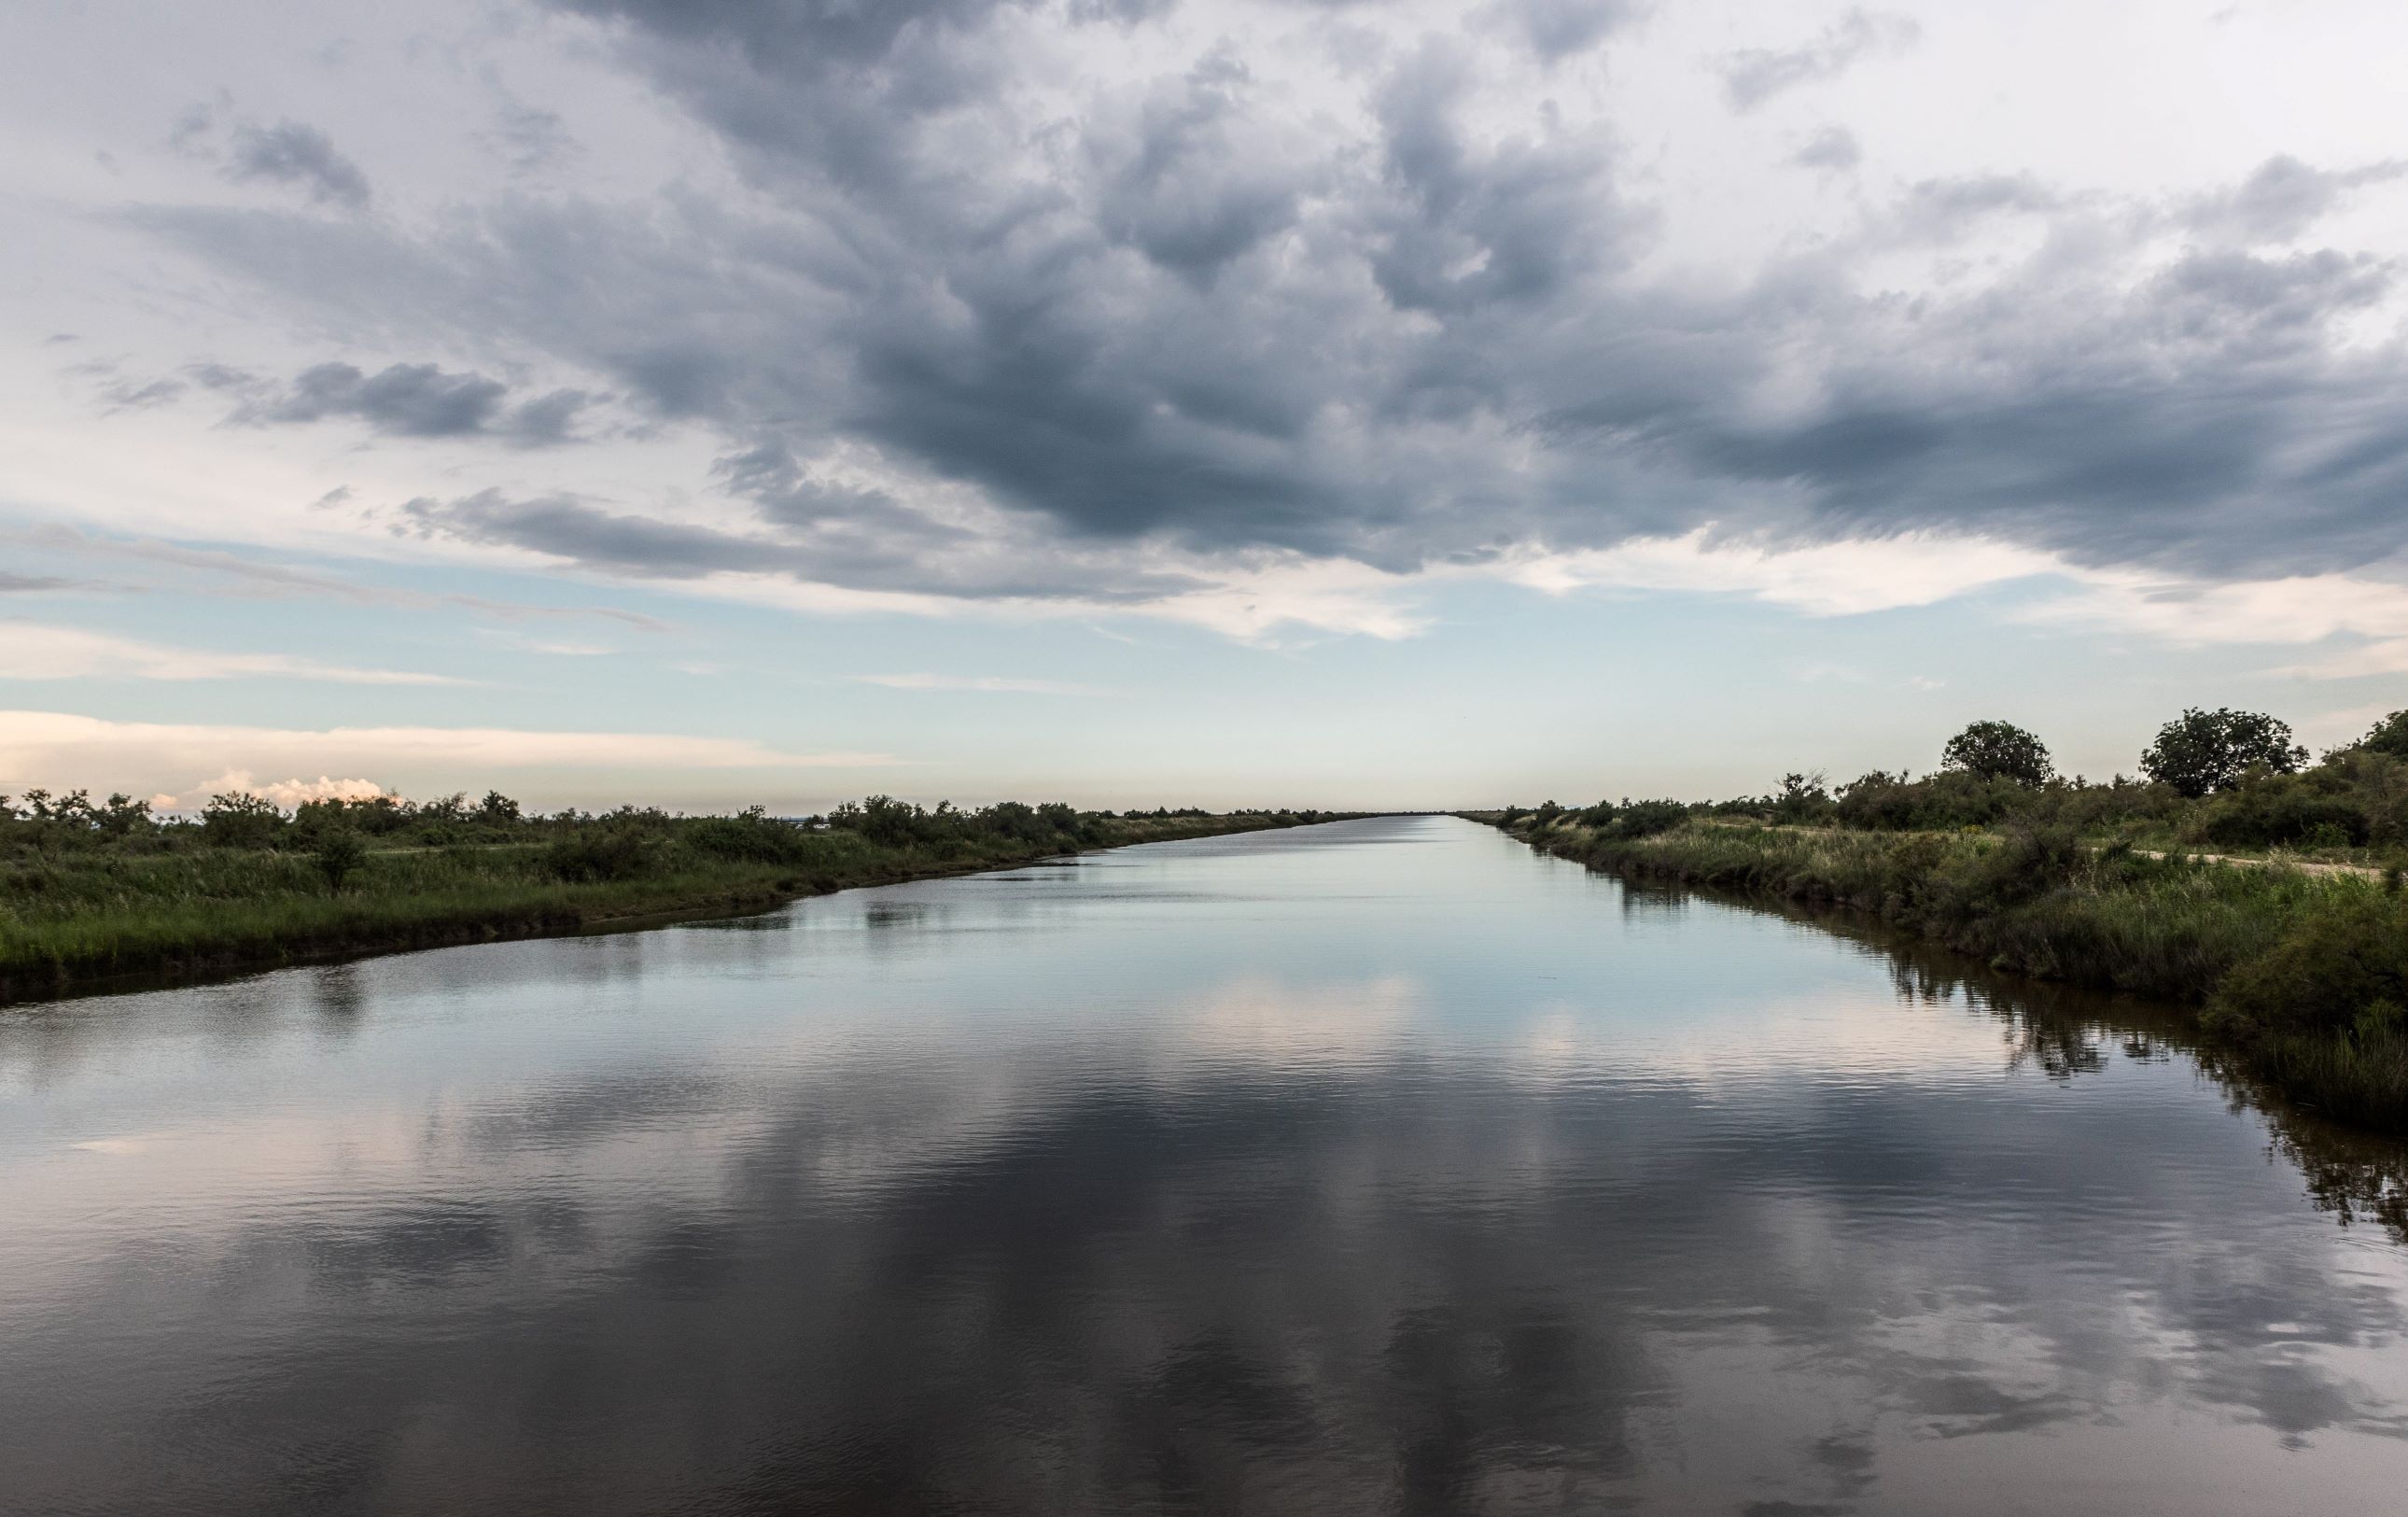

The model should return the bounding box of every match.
[6,0,2407,811]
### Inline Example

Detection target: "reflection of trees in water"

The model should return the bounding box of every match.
[1619,876,2408,1249]
[1766,885,2408,1249]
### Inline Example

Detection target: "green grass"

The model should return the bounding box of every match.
[1497,815,2408,1132]
[0,813,1309,1004]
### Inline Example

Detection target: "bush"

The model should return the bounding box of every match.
[1942,823,2085,916]
[683,808,811,864]
[1575,798,1689,838]
[850,794,923,848]
[203,792,287,849]
[1771,772,1831,825]
[2207,890,2408,1042]
[544,829,653,883]
[313,829,368,892]
[1835,769,2025,831]
[2197,772,2372,849]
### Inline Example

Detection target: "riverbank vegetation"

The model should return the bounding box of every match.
[0,789,1337,1004]
[1491,706,2408,1131]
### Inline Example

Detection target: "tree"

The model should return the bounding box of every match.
[98,794,152,836]
[2140,708,2307,797]
[203,791,287,848]
[2359,709,2408,760]
[1940,720,2054,786]
[1771,771,1830,823]
[313,829,367,892]
[857,794,922,847]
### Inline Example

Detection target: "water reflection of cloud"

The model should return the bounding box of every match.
[8,819,2408,1512]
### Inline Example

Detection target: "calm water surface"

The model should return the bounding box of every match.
[6,816,2408,1514]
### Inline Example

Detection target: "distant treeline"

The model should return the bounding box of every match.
[1503,706,2408,855]
[0,792,1335,1003]
[0,786,1333,884]
[1491,705,2408,1132]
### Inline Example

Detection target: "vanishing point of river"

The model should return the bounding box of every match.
[7,816,2408,1514]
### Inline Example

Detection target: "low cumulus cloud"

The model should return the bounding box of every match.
[0,710,900,803]
[153,772,389,811]
[85,0,2408,643]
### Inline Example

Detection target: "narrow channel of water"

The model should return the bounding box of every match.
[5,815,2405,1514]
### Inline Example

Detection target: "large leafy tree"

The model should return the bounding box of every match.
[2359,709,2408,760]
[1940,721,2054,786]
[2140,708,2306,797]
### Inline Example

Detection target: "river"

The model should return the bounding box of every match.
[5,815,2407,1513]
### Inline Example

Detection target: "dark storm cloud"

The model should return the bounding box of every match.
[1094,52,1309,284]
[233,361,593,442]
[404,485,1204,602]
[117,0,2408,605]
[1718,8,1920,112]
[405,490,763,576]
[224,119,371,207]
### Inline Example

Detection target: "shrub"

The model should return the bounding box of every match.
[313,829,368,892]
[544,829,653,883]
[1771,772,1832,825]
[1608,804,1686,837]
[1835,769,2025,831]
[855,794,923,848]
[2206,890,2408,1042]
[1942,823,2085,916]
[203,792,287,849]
[683,808,811,864]
[2197,772,2372,849]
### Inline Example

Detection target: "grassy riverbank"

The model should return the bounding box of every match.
[1491,813,2408,1131]
[0,794,1336,1004]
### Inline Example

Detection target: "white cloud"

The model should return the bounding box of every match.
[2271,639,2408,679]
[1494,528,2068,616]
[2018,566,2408,672]
[156,772,389,810]
[0,622,466,685]
[1491,529,2408,681]
[850,674,1118,695]
[0,710,897,797]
